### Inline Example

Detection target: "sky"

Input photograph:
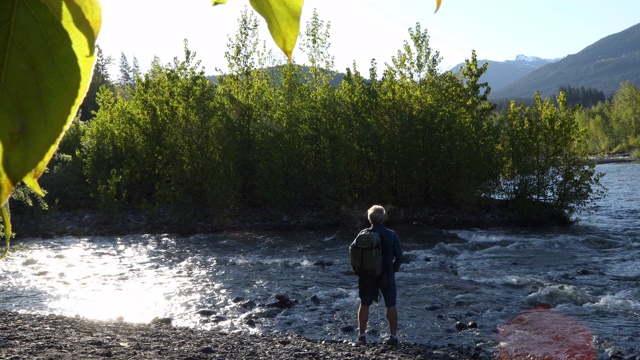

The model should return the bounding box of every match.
[97,0,640,76]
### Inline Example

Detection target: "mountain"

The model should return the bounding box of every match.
[491,23,640,100]
[451,55,556,91]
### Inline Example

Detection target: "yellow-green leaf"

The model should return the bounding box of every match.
[212,0,227,5]
[435,0,442,12]
[1,203,10,258]
[249,0,303,62]
[23,172,45,197]
[0,0,101,206]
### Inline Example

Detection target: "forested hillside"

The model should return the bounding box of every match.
[491,23,640,99]
[451,55,555,91]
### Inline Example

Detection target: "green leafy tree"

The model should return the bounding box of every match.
[377,25,498,207]
[333,61,386,205]
[295,9,341,209]
[217,8,273,207]
[610,81,640,151]
[575,102,614,154]
[38,117,91,210]
[496,93,603,223]
[81,86,136,215]
[82,42,234,222]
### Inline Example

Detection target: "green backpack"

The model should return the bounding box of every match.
[349,229,383,277]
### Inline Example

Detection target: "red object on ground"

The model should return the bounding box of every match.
[498,305,596,360]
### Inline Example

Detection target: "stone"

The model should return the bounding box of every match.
[196,309,216,316]
[340,325,355,333]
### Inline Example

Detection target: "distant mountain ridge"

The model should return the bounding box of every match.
[491,23,640,99]
[206,23,640,101]
[451,55,557,91]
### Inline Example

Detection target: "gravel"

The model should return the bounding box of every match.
[0,310,498,359]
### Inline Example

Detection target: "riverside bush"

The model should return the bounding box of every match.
[28,13,603,227]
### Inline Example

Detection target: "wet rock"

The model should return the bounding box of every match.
[253,308,282,319]
[425,304,441,311]
[22,259,38,266]
[200,346,215,354]
[340,325,355,333]
[240,300,257,309]
[268,294,295,308]
[211,315,227,322]
[455,321,468,331]
[99,350,114,357]
[309,295,321,304]
[196,309,216,316]
[150,317,172,325]
[468,321,478,328]
[314,260,333,267]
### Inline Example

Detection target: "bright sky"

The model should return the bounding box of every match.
[97,0,640,76]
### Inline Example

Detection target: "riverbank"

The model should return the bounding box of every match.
[0,311,496,359]
[589,152,638,164]
[10,197,569,241]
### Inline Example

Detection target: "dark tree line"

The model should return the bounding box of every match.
[557,85,606,108]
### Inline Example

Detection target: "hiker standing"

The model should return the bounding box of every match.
[355,205,404,346]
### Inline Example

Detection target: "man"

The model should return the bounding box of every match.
[356,205,404,346]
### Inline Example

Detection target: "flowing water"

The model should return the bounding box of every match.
[1,163,639,358]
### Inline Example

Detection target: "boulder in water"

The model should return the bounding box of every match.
[196,309,216,316]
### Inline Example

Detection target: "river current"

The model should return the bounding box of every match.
[1,163,639,358]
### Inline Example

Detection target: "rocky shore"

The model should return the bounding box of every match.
[10,197,568,241]
[1,207,512,359]
[589,152,637,164]
[0,311,497,359]
[3,157,637,359]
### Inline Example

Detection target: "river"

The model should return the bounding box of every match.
[1,163,638,358]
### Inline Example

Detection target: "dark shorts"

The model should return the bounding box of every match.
[358,276,397,307]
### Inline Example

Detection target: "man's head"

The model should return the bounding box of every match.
[367,205,386,225]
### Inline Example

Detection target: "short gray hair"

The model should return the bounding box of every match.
[367,205,386,225]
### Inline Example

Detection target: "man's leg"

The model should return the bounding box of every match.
[386,306,398,336]
[358,304,370,335]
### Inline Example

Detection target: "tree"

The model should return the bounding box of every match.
[118,52,138,90]
[610,81,640,151]
[496,92,603,223]
[557,85,606,109]
[217,8,273,206]
[78,45,113,121]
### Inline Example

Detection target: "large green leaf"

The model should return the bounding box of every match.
[248,0,303,62]
[212,0,443,60]
[212,0,302,61]
[0,0,101,207]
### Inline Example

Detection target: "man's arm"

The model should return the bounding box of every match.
[392,234,404,272]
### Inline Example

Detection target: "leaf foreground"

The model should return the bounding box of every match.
[0,0,101,207]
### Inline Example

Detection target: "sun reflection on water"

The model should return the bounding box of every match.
[4,238,197,324]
